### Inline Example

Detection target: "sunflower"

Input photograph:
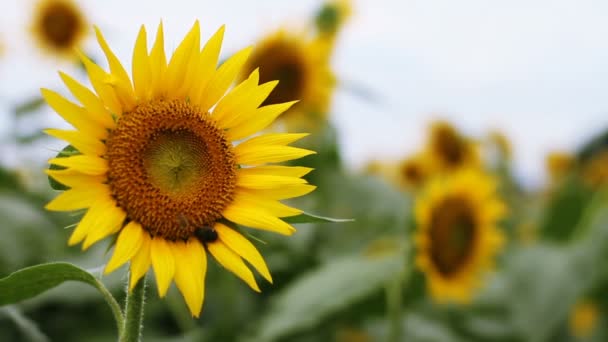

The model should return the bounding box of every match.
[425,121,480,173]
[569,300,599,339]
[582,149,608,188]
[43,21,316,317]
[240,29,335,131]
[414,169,505,302]
[545,151,575,184]
[31,0,87,57]
[397,155,430,191]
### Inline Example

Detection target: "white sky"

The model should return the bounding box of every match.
[1,0,608,188]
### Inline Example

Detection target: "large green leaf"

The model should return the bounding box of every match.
[248,249,407,341]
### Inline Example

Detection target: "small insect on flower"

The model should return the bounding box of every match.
[194,226,219,246]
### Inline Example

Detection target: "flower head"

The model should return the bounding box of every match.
[43,22,316,317]
[426,121,480,173]
[31,0,87,58]
[414,169,505,302]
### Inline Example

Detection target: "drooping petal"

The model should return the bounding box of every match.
[94,26,135,104]
[207,240,260,292]
[105,221,145,274]
[67,197,119,245]
[222,204,296,235]
[77,51,122,115]
[130,234,152,290]
[82,203,127,249]
[40,89,107,139]
[151,238,176,297]
[215,223,272,283]
[173,240,206,317]
[59,72,115,128]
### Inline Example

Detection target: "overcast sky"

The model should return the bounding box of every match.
[1,0,607,188]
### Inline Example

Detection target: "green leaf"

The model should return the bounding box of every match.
[249,250,406,341]
[48,145,80,191]
[13,97,45,117]
[282,211,354,224]
[0,262,125,336]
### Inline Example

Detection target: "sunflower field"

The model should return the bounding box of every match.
[1,1,607,341]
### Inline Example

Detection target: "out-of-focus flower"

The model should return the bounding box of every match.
[582,149,608,189]
[569,300,599,339]
[31,0,87,58]
[43,22,316,317]
[545,151,575,183]
[397,154,431,191]
[414,169,505,303]
[425,121,480,174]
[241,29,335,131]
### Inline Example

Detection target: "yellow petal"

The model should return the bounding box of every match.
[45,185,109,211]
[105,221,145,274]
[94,26,134,103]
[166,21,200,99]
[40,89,107,139]
[207,240,260,292]
[215,223,272,283]
[245,184,317,200]
[233,191,302,217]
[223,204,295,235]
[59,72,115,129]
[173,240,206,317]
[45,169,106,189]
[197,46,253,113]
[130,234,152,291]
[82,203,126,250]
[238,165,313,178]
[217,78,279,129]
[190,25,225,103]
[48,155,108,175]
[67,197,116,245]
[149,22,167,98]
[151,238,176,297]
[44,129,105,156]
[212,68,261,124]
[77,51,122,115]
[237,174,307,190]
[238,133,310,147]
[226,101,298,141]
[132,25,151,101]
[236,145,316,165]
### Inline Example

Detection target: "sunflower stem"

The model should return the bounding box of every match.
[93,278,124,338]
[120,275,147,342]
[386,266,409,342]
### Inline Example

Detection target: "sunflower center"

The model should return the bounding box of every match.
[40,2,80,49]
[106,100,237,241]
[255,42,306,105]
[428,197,476,277]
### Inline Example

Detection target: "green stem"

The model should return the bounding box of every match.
[93,279,124,338]
[120,275,147,342]
[387,266,410,342]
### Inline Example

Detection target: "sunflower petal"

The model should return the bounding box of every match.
[218,79,279,129]
[223,204,296,235]
[190,25,225,102]
[243,184,317,200]
[226,101,298,141]
[67,197,116,245]
[45,169,106,189]
[44,129,105,156]
[149,22,167,98]
[233,191,302,217]
[167,21,200,99]
[207,240,260,292]
[82,203,126,250]
[45,185,109,211]
[41,89,107,139]
[132,25,151,101]
[173,240,206,317]
[238,165,313,178]
[237,174,306,190]
[59,72,114,128]
[151,238,176,297]
[48,155,108,175]
[77,51,122,115]
[105,222,145,274]
[94,26,134,95]
[215,223,272,283]
[236,146,315,165]
[130,234,152,290]
[212,68,260,124]
[197,46,253,113]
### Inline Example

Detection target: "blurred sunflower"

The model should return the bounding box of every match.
[569,300,599,339]
[425,121,480,173]
[545,151,575,184]
[31,0,87,58]
[397,155,430,191]
[240,29,335,131]
[43,22,316,317]
[414,169,505,302]
[582,150,608,188]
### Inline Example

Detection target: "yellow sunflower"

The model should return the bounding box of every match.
[42,21,316,317]
[31,0,87,58]
[425,121,480,173]
[569,300,599,339]
[240,29,335,131]
[582,149,608,188]
[414,169,505,303]
[545,151,575,184]
[397,154,431,191]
